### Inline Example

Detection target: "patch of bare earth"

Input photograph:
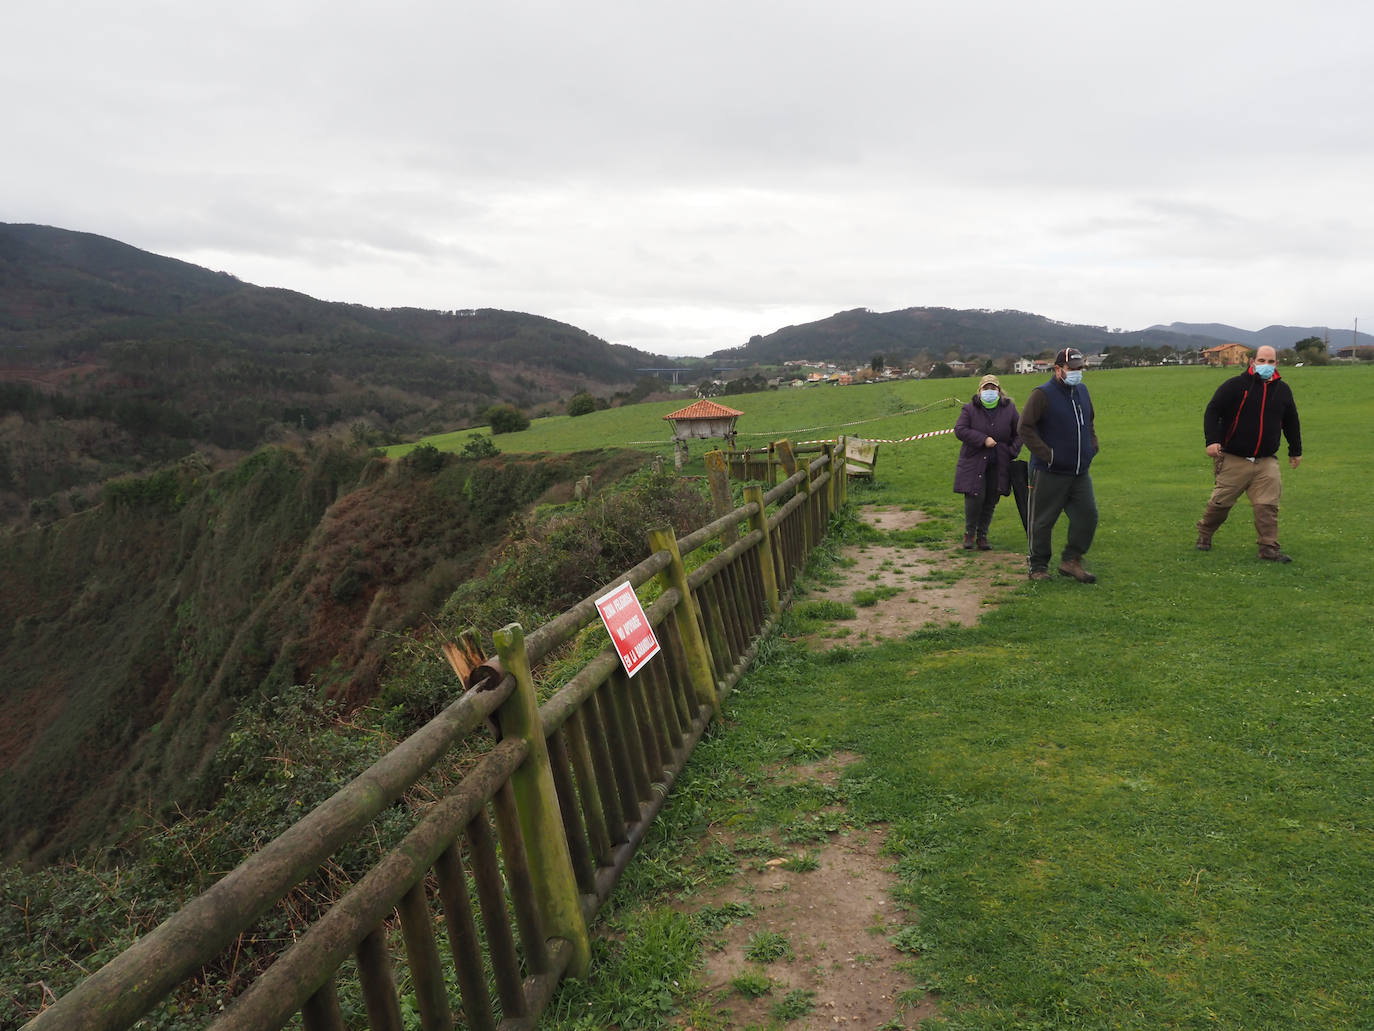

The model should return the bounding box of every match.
[675,506,1019,1029]
[803,505,1023,647]
[679,755,936,1030]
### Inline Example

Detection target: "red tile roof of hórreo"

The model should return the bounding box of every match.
[663,400,745,420]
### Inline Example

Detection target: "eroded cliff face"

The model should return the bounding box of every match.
[0,442,636,863]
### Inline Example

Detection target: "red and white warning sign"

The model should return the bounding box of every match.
[595,581,660,678]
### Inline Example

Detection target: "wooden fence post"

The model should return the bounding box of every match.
[491,624,592,977]
[821,442,836,523]
[774,439,796,478]
[704,450,738,545]
[837,435,849,508]
[775,439,812,553]
[744,484,780,616]
[647,527,720,718]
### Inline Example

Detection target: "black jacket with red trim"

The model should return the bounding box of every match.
[1203,365,1302,459]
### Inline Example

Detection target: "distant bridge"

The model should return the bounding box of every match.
[636,364,747,384]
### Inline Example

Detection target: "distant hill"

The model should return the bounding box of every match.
[0,223,682,521]
[1147,322,1371,352]
[711,307,1229,366]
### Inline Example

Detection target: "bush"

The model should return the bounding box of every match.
[484,404,530,435]
[567,392,597,417]
[460,433,499,459]
[400,443,446,475]
[485,466,710,616]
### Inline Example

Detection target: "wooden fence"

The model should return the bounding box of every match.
[25,440,849,1031]
[722,438,866,486]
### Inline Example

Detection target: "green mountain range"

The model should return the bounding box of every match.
[712,306,1250,367]
[0,223,679,522]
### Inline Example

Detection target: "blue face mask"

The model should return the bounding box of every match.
[1254,363,1275,380]
[1063,370,1083,386]
[979,389,1000,407]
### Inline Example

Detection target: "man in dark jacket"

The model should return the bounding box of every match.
[1017,348,1099,582]
[1195,345,1302,561]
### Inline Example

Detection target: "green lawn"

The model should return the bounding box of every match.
[384,378,974,468]
[477,365,1374,1029]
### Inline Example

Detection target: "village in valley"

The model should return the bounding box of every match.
[693,338,1349,398]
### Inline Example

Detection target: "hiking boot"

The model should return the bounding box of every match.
[1254,506,1289,562]
[976,536,991,551]
[962,533,976,550]
[1028,569,1051,581]
[1196,503,1229,552]
[1058,558,1097,583]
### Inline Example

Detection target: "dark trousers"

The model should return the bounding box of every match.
[1027,469,1098,571]
[963,490,1000,536]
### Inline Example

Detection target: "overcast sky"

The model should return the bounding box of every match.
[6,1,1371,357]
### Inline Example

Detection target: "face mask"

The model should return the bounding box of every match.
[1254,363,1275,380]
[1063,370,1083,386]
[979,390,1000,407]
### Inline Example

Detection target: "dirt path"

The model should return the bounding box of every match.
[800,505,1024,647]
[678,505,1020,1029]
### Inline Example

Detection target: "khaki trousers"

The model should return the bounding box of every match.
[1199,454,1283,550]
[1208,453,1282,509]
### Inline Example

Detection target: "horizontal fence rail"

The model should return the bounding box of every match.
[24,439,849,1031]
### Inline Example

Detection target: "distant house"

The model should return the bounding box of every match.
[1013,359,1037,374]
[1203,343,1250,366]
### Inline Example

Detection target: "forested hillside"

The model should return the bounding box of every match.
[0,223,680,524]
[716,306,1227,366]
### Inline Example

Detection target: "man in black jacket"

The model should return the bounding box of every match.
[1018,347,1100,582]
[1196,345,1303,561]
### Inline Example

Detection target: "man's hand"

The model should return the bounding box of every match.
[1206,443,1222,458]
[1290,455,1302,469]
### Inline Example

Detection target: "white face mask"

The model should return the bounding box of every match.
[1254,363,1276,380]
[979,389,1000,406]
[1063,370,1083,386]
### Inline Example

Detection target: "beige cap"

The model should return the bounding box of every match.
[978,374,1002,390]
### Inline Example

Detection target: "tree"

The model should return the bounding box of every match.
[870,354,885,374]
[1293,337,1330,365]
[460,433,499,458]
[696,379,723,398]
[484,403,530,434]
[567,392,596,417]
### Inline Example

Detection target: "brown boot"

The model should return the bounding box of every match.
[1195,502,1230,551]
[1253,505,1291,562]
[1058,557,1097,583]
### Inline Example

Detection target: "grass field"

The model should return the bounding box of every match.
[436,366,1374,1028]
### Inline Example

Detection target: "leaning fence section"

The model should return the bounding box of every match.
[24,440,849,1031]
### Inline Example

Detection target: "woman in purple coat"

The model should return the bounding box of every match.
[953,374,1022,549]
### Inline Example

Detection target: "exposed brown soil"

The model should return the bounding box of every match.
[681,756,937,1030]
[676,505,1020,1029]
[801,505,1024,648]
